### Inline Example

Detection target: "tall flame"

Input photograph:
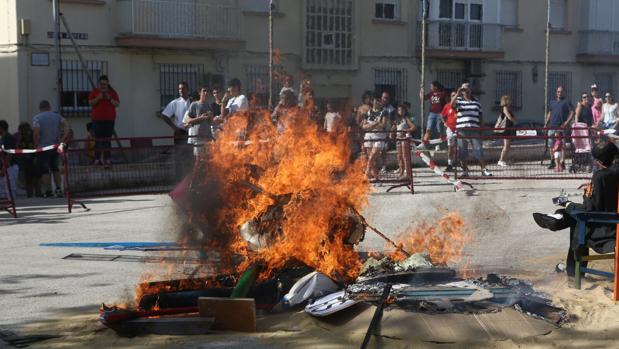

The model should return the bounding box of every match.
[188,107,369,281]
[133,105,475,307]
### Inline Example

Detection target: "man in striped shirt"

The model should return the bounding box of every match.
[451,84,492,177]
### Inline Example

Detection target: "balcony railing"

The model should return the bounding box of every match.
[578,30,619,56]
[418,20,503,52]
[117,0,241,40]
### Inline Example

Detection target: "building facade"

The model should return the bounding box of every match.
[0,0,617,138]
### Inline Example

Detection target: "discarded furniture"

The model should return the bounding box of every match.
[569,210,619,301]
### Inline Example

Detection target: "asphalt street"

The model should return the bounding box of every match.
[0,173,584,330]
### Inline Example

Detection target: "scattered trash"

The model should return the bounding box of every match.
[305,290,359,317]
[283,271,339,307]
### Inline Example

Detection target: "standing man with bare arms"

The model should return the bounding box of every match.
[545,86,574,170]
[162,81,192,180]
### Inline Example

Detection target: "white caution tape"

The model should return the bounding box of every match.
[413,145,471,192]
[0,144,62,154]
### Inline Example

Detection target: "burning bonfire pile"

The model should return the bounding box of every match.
[100,106,567,334]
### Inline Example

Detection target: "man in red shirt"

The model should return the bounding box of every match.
[440,91,458,171]
[88,75,119,166]
[420,81,447,151]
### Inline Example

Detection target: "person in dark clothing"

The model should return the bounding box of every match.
[0,120,18,198]
[575,92,594,127]
[533,141,619,277]
[15,122,41,197]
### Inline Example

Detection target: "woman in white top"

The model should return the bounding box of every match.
[601,92,619,130]
[361,93,387,180]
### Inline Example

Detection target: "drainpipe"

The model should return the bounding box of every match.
[544,0,550,121]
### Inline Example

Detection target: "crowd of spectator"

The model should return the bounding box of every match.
[2,74,619,200]
[545,84,619,172]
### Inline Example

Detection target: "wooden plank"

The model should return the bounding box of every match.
[198,297,256,332]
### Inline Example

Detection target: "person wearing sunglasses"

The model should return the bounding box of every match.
[601,93,619,130]
[575,92,594,127]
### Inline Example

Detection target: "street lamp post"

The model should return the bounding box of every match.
[420,0,427,130]
[544,0,551,120]
[52,0,62,113]
[268,0,275,110]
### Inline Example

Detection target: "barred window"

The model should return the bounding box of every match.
[61,60,108,117]
[244,64,283,107]
[594,73,614,96]
[436,70,464,91]
[374,68,408,106]
[495,71,522,110]
[159,64,205,109]
[548,71,572,102]
[305,0,354,67]
[375,0,400,20]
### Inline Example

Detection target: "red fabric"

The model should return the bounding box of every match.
[426,91,447,114]
[441,104,457,131]
[89,88,119,121]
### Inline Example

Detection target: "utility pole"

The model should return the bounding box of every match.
[268,0,275,110]
[52,0,62,113]
[544,0,551,120]
[420,0,427,130]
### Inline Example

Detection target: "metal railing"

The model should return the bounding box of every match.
[578,30,619,55]
[418,20,503,51]
[454,127,603,180]
[117,0,241,40]
[64,136,195,204]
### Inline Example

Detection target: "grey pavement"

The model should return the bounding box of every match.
[0,172,585,330]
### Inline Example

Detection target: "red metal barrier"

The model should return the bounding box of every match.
[64,136,194,204]
[453,126,604,180]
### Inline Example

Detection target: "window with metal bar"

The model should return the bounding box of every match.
[375,0,400,20]
[374,68,408,106]
[495,71,522,110]
[158,64,205,109]
[436,70,464,91]
[593,73,614,96]
[61,60,108,117]
[304,0,354,67]
[548,71,573,102]
[244,64,283,107]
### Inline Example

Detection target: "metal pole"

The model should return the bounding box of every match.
[59,13,95,88]
[544,0,551,120]
[52,0,62,113]
[268,0,274,110]
[420,0,427,130]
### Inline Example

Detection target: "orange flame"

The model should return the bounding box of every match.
[390,212,473,266]
[185,106,369,282]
